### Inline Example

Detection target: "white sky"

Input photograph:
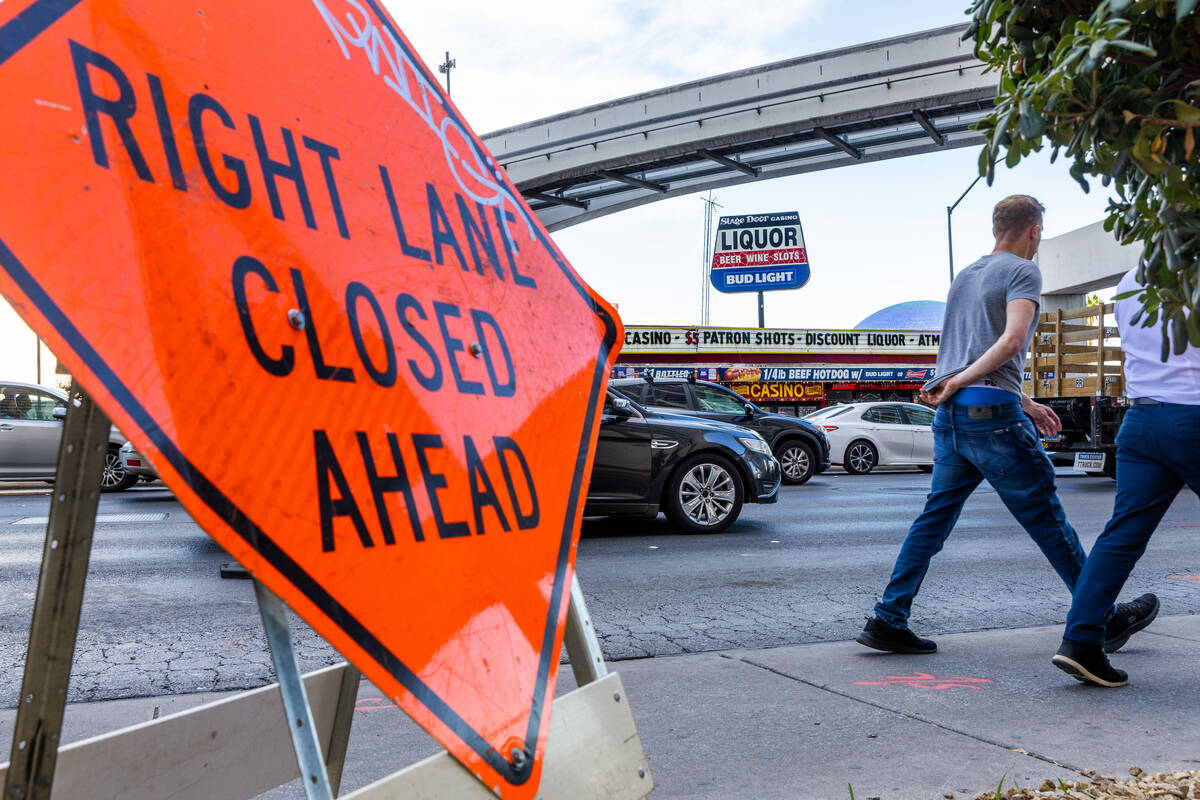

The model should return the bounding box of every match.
[0,0,1117,384]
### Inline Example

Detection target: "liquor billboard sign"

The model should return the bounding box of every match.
[710,211,810,293]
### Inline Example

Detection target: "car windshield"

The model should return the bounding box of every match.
[610,386,633,403]
[608,386,647,414]
[806,405,856,420]
[692,384,748,413]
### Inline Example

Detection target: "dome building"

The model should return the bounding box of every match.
[854,300,945,331]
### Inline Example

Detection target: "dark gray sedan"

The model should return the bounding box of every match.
[586,389,780,533]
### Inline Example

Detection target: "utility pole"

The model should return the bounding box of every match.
[437,51,456,97]
[699,192,722,326]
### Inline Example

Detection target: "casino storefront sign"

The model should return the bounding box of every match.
[621,326,941,355]
[610,364,939,414]
[728,381,826,403]
[612,325,940,413]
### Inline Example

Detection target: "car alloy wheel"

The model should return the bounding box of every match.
[100,449,136,492]
[679,462,736,526]
[777,441,815,485]
[664,453,744,534]
[845,441,878,475]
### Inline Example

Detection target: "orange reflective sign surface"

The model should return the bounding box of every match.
[0,1,620,794]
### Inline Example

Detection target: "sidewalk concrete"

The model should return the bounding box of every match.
[3,616,1197,799]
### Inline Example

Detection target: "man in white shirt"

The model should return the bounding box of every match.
[1052,268,1200,686]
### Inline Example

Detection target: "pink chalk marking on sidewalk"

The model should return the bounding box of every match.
[853,671,993,690]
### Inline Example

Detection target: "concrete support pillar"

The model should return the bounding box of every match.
[1040,292,1086,313]
[1035,221,1139,307]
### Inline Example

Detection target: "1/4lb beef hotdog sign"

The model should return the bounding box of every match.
[0,1,621,795]
[710,211,811,293]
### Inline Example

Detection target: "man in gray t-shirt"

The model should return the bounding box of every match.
[857,195,1157,657]
[927,251,1043,396]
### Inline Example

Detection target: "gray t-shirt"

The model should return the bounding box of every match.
[924,252,1042,395]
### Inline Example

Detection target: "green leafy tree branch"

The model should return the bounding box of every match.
[966,0,1200,358]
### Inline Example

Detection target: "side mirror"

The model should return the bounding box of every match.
[52,406,67,420]
[743,403,757,417]
[611,397,635,418]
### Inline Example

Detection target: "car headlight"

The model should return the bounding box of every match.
[737,436,772,456]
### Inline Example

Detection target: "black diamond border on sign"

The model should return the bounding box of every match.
[0,0,618,786]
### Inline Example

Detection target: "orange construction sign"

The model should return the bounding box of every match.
[0,1,621,795]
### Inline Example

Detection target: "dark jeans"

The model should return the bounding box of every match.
[1064,403,1200,645]
[874,401,1086,628]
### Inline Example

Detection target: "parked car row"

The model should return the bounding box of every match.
[582,376,839,533]
[608,377,831,485]
[584,388,780,533]
[3,375,935,537]
[581,380,941,533]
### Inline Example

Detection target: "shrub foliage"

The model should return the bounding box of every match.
[967,0,1200,356]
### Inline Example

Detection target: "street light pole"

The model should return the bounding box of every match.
[946,170,989,284]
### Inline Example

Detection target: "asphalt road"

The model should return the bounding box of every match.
[0,468,1196,707]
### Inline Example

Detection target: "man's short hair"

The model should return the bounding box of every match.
[992,195,1044,237]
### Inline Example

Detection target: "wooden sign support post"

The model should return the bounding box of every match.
[4,384,109,800]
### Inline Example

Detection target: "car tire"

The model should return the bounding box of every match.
[917,464,934,473]
[664,453,744,534]
[101,446,137,492]
[844,440,878,475]
[776,439,816,486]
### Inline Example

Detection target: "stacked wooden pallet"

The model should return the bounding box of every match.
[1023,303,1125,399]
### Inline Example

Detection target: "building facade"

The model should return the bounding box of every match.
[614,324,939,416]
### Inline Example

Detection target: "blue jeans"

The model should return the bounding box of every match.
[874,400,1086,628]
[1063,403,1200,645]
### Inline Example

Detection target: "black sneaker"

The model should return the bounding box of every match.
[1052,640,1128,687]
[1104,593,1159,653]
[856,616,937,654]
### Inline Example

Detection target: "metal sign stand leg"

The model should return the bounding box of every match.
[563,574,608,686]
[254,580,335,800]
[3,386,111,800]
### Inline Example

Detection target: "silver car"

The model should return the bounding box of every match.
[0,381,136,491]
[119,441,160,482]
[805,401,935,474]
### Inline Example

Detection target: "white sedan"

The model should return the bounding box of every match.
[805,402,935,474]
